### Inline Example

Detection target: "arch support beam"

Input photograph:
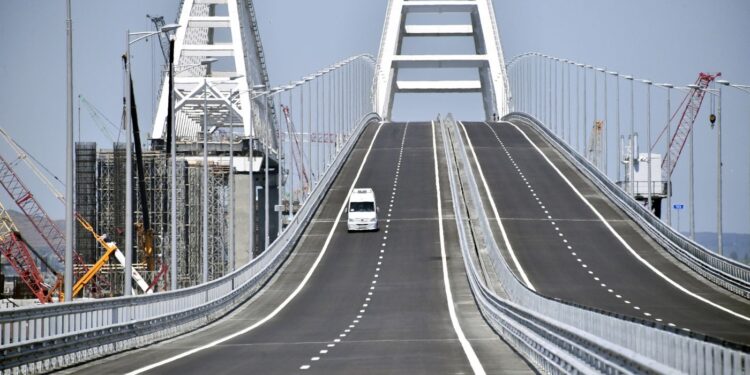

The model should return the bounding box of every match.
[374,0,510,121]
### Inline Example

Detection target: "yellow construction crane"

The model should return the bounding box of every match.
[65,215,152,300]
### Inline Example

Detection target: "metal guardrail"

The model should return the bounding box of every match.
[0,114,382,374]
[505,112,750,299]
[439,114,750,374]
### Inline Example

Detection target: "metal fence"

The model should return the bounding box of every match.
[0,112,380,373]
[440,113,750,374]
[505,112,750,299]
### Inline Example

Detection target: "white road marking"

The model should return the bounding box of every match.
[126,123,386,375]
[505,121,750,322]
[432,120,486,374]
[300,365,310,370]
[458,121,534,290]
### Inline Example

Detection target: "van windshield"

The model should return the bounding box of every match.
[349,202,375,212]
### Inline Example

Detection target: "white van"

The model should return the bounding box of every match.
[347,188,378,231]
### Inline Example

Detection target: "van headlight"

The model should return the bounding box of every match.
[370,218,378,223]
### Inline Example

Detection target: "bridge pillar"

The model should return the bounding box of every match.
[374,0,510,121]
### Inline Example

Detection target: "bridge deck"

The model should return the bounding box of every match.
[66,122,533,374]
[463,120,750,345]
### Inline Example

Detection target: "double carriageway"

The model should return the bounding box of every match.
[71,119,750,374]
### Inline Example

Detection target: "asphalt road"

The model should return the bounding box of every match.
[461,120,750,345]
[67,122,534,374]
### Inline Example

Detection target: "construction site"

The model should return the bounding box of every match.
[0,2,283,304]
[0,116,280,303]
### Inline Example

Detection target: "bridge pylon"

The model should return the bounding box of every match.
[374,0,510,121]
[151,0,275,150]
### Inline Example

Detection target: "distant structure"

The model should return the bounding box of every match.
[75,0,279,291]
[374,0,510,120]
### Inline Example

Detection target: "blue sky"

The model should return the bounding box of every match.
[0,0,748,235]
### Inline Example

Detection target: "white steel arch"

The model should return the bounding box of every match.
[374,0,510,120]
[152,0,275,148]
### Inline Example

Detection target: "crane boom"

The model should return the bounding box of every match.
[0,201,58,303]
[146,14,171,64]
[281,105,310,194]
[655,72,720,178]
[124,55,155,271]
[70,215,151,299]
[78,95,119,143]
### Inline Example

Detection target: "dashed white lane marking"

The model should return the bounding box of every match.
[459,121,534,291]
[299,123,411,371]
[126,124,386,375]
[481,122,672,328]
[505,121,750,323]
[433,120,486,374]
[300,365,311,370]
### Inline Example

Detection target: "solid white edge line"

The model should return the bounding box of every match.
[505,121,750,322]
[432,120,485,375]
[127,123,386,375]
[458,121,535,291]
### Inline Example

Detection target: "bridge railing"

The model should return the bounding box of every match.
[505,52,750,298]
[506,112,750,298]
[440,113,750,374]
[0,53,379,373]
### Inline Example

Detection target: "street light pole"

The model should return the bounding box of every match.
[64,0,74,301]
[642,80,653,214]
[717,83,723,255]
[625,76,635,196]
[169,36,178,290]
[601,68,608,176]
[718,81,750,240]
[202,76,209,283]
[228,89,235,272]
[123,24,180,296]
[124,30,133,297]
[583,65,589,155]
[611,72,621,183]
[577,64,583,152]
[659,83,674,226]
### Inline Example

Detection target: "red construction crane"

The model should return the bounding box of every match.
[0,153,108,296]
[653,72,720,179]
[281,105,310,194]
[0,200,61,303]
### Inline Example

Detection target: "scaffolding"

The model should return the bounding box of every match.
[96,146,173,294]
[77,140,241,293]
[75,143,97,264]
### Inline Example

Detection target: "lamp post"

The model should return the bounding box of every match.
[124,24,180,297]
[624,75,635,195]
[200,57,217,284]
[577,63,584,152]
[657,83,674,226]
[64,0,74,301]
[640,79,653,213]
[599,68,608,175]
[609,71,621,183]
[689,83,722,254]
[584,65,591,155]
[169,36,177,291]
[553,58,559,134]
[717,81,750,238]
[220,75,244,272]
